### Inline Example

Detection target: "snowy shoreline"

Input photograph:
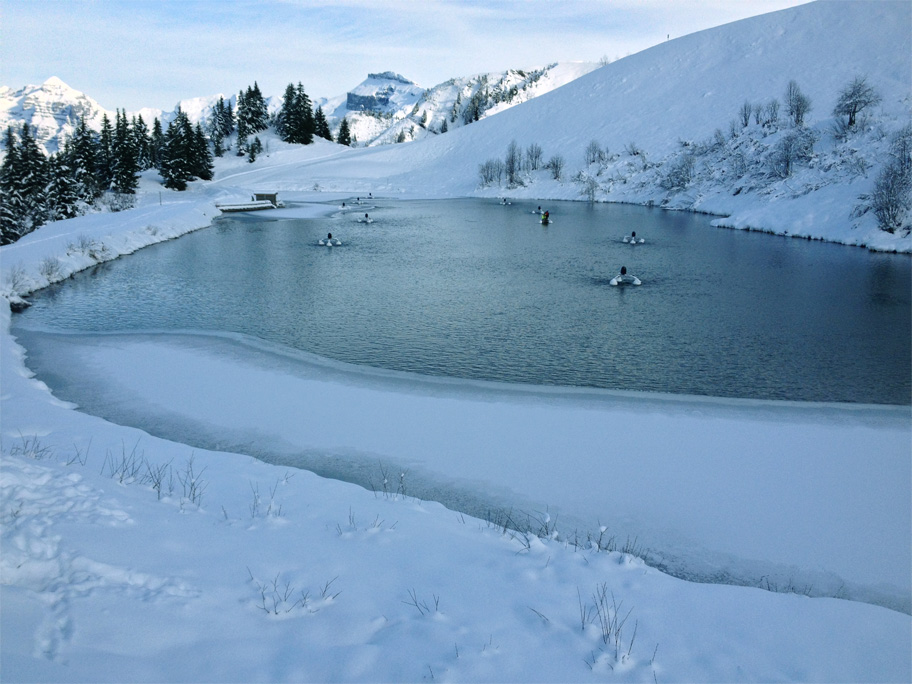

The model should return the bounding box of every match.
[3,191,910,599]
[1,194,910,680]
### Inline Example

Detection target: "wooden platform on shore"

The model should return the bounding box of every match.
[215,200,277,213]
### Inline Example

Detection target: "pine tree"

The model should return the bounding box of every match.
[67,117,101,201]
[17,123,48,201]
[211,129,225,158]
[112,109,140,194]
[224,100,236,136]
[190,123,214,180]
[208,97,229,155]
[45,154,82,221]
[132,114,152,170]
[249,82,269,132]
[294,83,314,144]
[0,126,25,244]
[277,82,315,144]
[314,106,332,141]
[209,97,224,137]
[96,113,115,191]
[277,83,297,142]
[337,118,352,146]
[150,117,165,170]
[160,109,193,190]
[0,124,49,243]
[248,136,262,163]
[209,96,235,142]
[236,89,250,142]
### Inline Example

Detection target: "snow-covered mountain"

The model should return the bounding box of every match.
[0,77,111,155]
[1,62,597,155]
[0,78,239,155]
[315,63,599,146]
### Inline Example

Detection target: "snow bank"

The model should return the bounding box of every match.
[1,302,910,682]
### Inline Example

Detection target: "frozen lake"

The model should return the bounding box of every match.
[15,198,912,404]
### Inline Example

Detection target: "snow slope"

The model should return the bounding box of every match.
[1,2,911,681]
[228,0,911,250]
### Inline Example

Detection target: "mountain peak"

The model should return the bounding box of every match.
[42,76,69,88]
[366,72,415,85]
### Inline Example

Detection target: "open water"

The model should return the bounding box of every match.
[16,198,911,404]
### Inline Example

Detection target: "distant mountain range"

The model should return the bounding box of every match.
[0,63,598,155]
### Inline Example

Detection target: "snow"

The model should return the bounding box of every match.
[2,1,911,681]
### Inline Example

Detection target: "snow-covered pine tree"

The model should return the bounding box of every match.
[45,154,82,221]
[190,123,214,180]
[160,109,193,190]
[276,84,296,142]
[224,99,236,136]
[236,89,250,144]
[112,109,140,195]
[278,83,315,144]
[132,114,152,170]
[0,124,49,244]
[0,126,25,244]
[314,106,332,141]
[150,118,165,170]
[249,82,269,132]
[293,83,314,145]
[211,129,225,158]
[67,117,102,201]
[337,118,352,146]
[96,113,115,192]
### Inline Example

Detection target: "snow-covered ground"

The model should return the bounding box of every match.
[2,1,911,681]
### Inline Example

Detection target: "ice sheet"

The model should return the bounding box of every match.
[16,326,911,612]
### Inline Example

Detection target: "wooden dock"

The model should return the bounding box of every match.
[215,200,276,213]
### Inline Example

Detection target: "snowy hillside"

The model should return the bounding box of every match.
[272,0,911,250]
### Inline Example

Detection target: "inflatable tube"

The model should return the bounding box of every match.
[610,274,642,286]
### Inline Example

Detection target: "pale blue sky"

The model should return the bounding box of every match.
[3,0,813,111]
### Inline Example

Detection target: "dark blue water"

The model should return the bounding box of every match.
[15,199,912,404]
